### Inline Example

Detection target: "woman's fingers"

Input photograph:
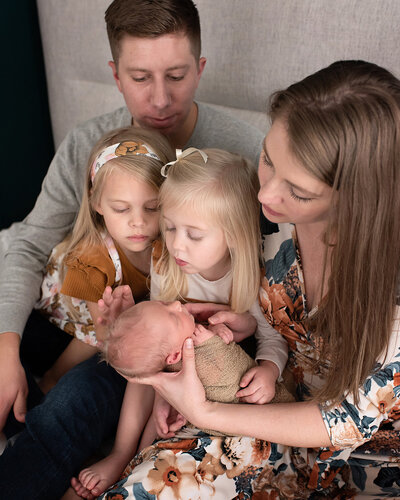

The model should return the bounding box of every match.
[134,338,205,425]
[181,337,195,366]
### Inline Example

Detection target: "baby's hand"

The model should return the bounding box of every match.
[193,324,216,344]
[208,323,234,344]
[236,361,279,404]
[96,285,135,326]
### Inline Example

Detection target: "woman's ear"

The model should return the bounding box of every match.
[165,350,182,365]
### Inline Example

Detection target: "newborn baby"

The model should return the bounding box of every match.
[103,300,257,405]
[104,300,294,413]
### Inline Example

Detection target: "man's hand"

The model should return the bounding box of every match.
[236,360,279,404]
[0,332,28,430]
[96,285,135,327]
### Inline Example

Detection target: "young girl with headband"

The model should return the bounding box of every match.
[71,148,289,499]
[33,126,174,392]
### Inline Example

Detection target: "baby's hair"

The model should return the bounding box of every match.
[57,126,175,268]
[155,148,261,313]
[102,304,171,378]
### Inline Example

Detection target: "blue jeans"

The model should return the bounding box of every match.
[0,354,126,499]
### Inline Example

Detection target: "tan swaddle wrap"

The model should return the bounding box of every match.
[169,335,294,436]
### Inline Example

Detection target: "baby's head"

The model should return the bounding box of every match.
[102,300,195,379]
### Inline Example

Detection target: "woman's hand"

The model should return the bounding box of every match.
[136,339,331,448]
[136,338,208,428]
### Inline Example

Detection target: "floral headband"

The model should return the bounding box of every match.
[90,141,161,183]
[161,147,208,177]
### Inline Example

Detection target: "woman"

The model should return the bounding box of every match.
[98,60,400,499]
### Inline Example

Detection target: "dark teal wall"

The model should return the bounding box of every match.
[1,1,54,229]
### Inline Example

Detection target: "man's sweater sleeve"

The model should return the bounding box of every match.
[0,108,131,337]
[0,127,88,336]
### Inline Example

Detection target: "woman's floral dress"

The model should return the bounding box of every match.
[100,224,400,499]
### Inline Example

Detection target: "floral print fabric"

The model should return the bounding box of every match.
[101,224,400,499]
[34,233,122,346]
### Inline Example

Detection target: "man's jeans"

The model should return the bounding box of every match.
[0,354,126,499]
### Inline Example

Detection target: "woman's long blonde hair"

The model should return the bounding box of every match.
[269,60,400,406]
[155,149,261,313]
[57,126,175,268]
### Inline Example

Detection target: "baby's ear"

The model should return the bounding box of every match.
[165,350,182,365]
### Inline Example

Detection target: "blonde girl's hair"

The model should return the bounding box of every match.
[269,60,400,407]
[155,149,261,313]
[57,126,175,269]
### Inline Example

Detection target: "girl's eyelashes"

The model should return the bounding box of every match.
[111,205,159,214]
[289,187,313,203]
[187,232,202,241]
[164,226,203,241]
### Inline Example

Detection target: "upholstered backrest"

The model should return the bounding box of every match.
[37,0,400,148]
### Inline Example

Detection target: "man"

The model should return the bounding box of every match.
[0,1,264,497]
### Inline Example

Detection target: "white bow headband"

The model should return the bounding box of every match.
[161,148,208,177]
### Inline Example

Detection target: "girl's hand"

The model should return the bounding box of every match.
[208,323,234,344]
[236,361,279,404]
[96,285,135,327]
[183,302,230,323]
[136,338,208,427]
[184,303,257,343]
[152,393,186,438]
[208,311,257,343]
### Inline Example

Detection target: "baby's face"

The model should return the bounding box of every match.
[143,300,195,344]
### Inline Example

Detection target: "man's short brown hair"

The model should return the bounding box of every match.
[105,0,201,63]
